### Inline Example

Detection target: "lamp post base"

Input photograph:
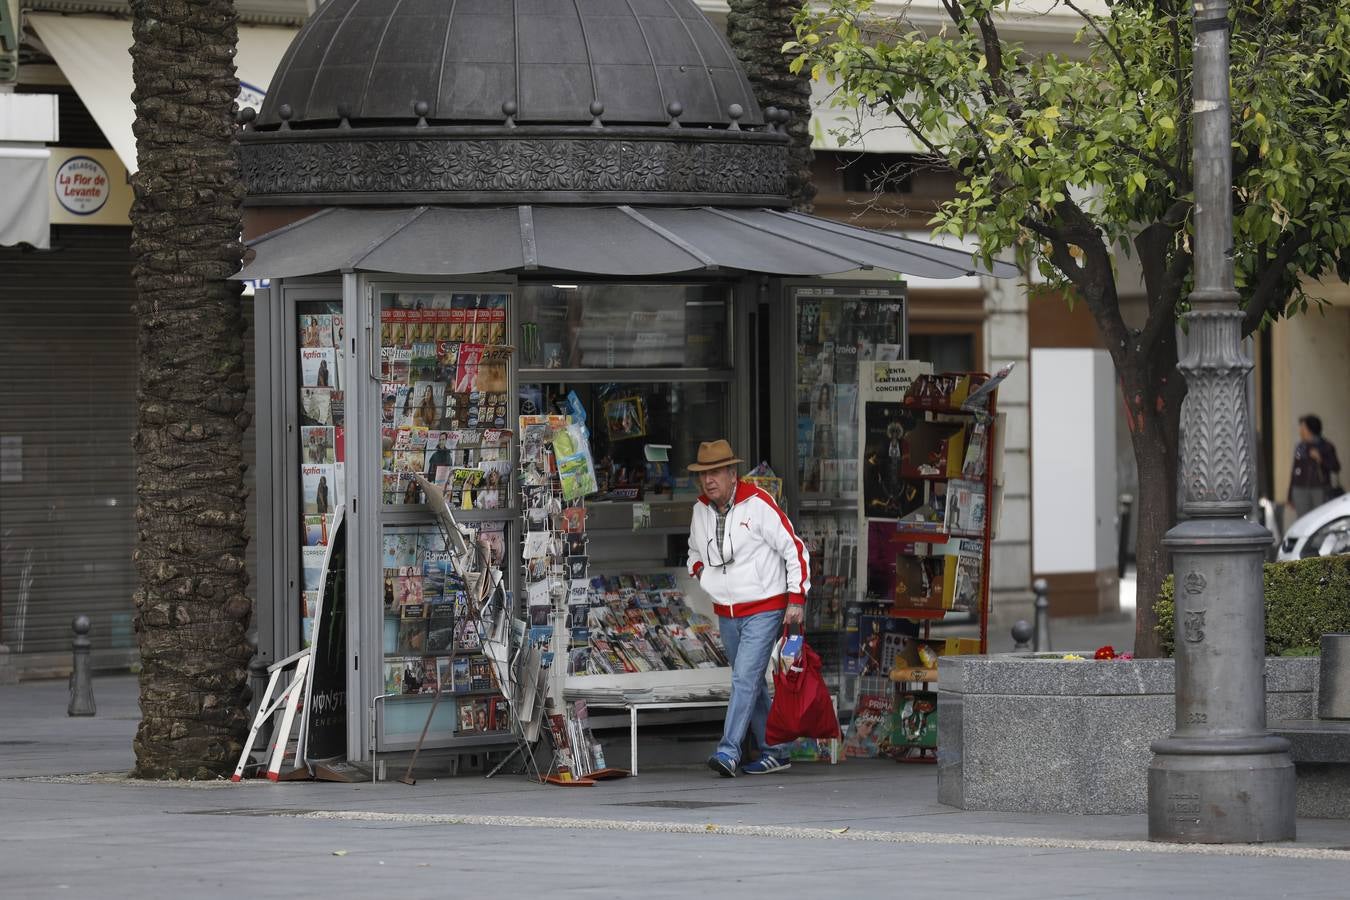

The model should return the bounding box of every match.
[1148,735,1295,842]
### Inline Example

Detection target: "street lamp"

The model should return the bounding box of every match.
[1146,1,1296,842]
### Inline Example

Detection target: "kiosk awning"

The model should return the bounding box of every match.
[237,206,1019,281]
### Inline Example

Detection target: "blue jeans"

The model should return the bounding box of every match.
[717,608,787,764]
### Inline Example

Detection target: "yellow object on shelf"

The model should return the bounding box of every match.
[889,666,939,683]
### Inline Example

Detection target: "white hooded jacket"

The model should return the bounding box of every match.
[687,480,810,618]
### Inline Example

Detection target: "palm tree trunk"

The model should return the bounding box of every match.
[129,0,252,779]
[726,0,816,211]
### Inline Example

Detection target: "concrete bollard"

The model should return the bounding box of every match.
[67,616,96,717]
[1318,633,1350,720]
[1011,620,1033,651]
[1032,579,1052,652]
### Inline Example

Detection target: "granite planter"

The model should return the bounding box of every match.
[936,654,1317,815]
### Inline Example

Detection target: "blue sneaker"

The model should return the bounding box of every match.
[742,756,791,775]
[707,753,737,778]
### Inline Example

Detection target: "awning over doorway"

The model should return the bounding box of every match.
[236,205,1018,281]
[28,14,296,174]
[0,146,51,249]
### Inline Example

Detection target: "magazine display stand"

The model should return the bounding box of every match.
[518,414,629,783]
[841,363,1009,764]
[370,288,520,763]
[388,476,541,784]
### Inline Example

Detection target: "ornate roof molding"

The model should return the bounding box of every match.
[239,124,790,207]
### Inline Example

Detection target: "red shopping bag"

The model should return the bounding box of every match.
[766,632,841,745]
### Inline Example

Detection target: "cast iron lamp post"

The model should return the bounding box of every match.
[1146,0,1296,843]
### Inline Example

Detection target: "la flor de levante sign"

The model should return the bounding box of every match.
[55,155,111,215]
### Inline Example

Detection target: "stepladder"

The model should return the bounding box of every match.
[232,649,312,782]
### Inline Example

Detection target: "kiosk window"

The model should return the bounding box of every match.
[518,283,729,370]
[519,381,729,500]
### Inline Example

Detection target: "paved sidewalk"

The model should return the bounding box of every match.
[4,675,1350,898]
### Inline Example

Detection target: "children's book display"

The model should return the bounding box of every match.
[844,361,1010,762]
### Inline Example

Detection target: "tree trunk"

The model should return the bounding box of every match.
[725,0,816,211]
[129,0,252,778]
[1121,332,1186,658]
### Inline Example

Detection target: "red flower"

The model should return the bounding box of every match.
[1094,645,1116,660]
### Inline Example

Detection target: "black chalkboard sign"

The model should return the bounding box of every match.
[304,510,347,762]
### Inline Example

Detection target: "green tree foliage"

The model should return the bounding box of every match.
[789,0,1350,655]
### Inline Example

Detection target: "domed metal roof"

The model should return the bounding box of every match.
[256,0,765,129]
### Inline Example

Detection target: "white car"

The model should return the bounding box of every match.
[1277,494,1350,561]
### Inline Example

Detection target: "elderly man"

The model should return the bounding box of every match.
[687,439,810,776]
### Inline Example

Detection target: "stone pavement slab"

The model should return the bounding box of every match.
[5,673,1350,899]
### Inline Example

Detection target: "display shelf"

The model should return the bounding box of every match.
[836,363,1006,765]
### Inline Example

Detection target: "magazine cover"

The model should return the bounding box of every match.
[889,691,938,751]
[302,545,327,593]
[401,657,429,695]
[302,515,328,547]
[951,539,984,611]
[383,660,403,695]
[423,601,456,650]
[301,426,336,464]
[417,657,440,695]
[300,347,337,390]
[381,347,412,385]
[398,605,428,655]
[405,382,444,429]
[300,387,334,426]
[452,657,471,693]
[454,344,483,393]
[301,464,336,516]
[842,691,895,759]
[436,658,454,694]
[300,313,333,349]
[944,479,987,534]
[458,701,478,733]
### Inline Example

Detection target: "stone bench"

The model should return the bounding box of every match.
[1272,637,1350,821]
[937,654,1323,816]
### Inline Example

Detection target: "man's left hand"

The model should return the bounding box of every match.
[783,605,804,627]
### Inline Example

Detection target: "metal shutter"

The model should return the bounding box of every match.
[0,225,139,671]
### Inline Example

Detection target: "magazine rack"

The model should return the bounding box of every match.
[395,475,541,784]
[842,365,1007,764]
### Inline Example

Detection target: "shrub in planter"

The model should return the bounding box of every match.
[1154,555,1350,657]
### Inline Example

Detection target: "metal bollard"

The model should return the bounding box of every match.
[1011,620,1033,651]
[1032,579,1052,652]
[68,616,96,717]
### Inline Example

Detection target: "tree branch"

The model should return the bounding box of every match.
[1135,218,1192,355]
[1027,196,1132,360]
[1063,0,1139,99]
[1241,224,1313,335]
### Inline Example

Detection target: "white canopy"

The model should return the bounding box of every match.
[29,14,297,173]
